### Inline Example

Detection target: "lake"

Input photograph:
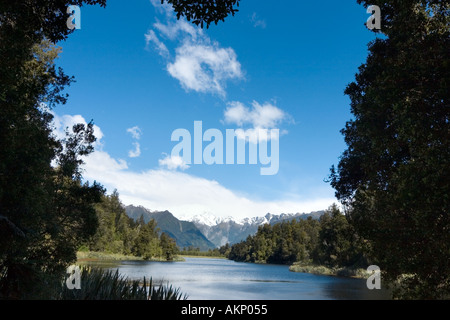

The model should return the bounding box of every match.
[83,257,391,300]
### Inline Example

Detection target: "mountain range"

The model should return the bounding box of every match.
[124,205,325,249]
[125,205,215,250]
[186,211,325,247]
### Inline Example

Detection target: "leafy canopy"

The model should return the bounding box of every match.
[161,0,240,28]
[330,0,449,299]
[0,0,107,299]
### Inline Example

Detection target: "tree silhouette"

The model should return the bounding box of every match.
[329,1,449,299]
[0,1,107,299]
[161,0,240,28]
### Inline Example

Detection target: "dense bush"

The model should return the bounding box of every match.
[228,204,370,269]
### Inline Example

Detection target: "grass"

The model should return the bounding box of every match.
[77,251,185,262]
[77,251,144,262]
[289,262,370,279]
[60,266,187,300]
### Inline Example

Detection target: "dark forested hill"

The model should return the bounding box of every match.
[125,206,215,251]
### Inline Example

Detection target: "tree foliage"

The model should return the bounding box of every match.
[0,39,106,299]
[159,232,178,261]
[228,205,368,268]
[0,0,107,299]
[317,204,368,268]
[0,0,106,42]
[88,192,179,261]
[329,1,449,299]
[161,0,240,28]
[1,0,218,299]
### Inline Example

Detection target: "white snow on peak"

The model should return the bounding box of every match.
[183,212,274,227]
[179,211,318,228]
[185,212,237,227]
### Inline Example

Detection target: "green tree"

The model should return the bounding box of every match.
[219,243,231,257]
[329,1,449,299]
[0,0,107,299]
[160,232,178,261]
[302,216,321,263]
[98,190,136,254]
[115,210,135,255]
[317,205,367,268]
[228,218,325,265]
[132,220,161,260]
[0,39,105,299]
[90,192,129,253]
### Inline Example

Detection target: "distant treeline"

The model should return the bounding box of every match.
[180,246,229,257]
[226,204,370,269]
[85,191,178,261]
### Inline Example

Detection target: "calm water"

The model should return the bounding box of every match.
[84,258,391,300]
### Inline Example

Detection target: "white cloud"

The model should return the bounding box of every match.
[149,0,202,41]
[51,112,104,148]
[223,101,248,126]
[126,126,142,158]
[251,13,267,29]
[145,30,170,58]
[84,148,128,174]
[50,113,332,220]
[159,153,190,171]
[128,142,141,158]
[225,101,288,128]
[146,2,243,97]
[234,127,281,144]
[224,101,291,143]
[154,19,200,41]
[83,152,334,220]
[127,126,142,140]
[167,42,242,96]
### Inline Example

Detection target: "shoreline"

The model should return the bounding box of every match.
[76,252,369,279]
[76,251,185,262]
[222,257,370,279]
[179,255,227,259]
[289,262,369,279]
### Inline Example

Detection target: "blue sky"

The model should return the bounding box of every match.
[53,0,378,220]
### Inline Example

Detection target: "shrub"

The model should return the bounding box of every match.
[59,267,187,300]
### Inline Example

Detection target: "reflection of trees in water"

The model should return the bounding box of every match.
[324,278,392,300]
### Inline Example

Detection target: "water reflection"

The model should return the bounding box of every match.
[322,277,391,300]
[82,258,391,300]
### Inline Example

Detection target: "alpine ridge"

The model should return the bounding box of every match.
[184,211,325,247]
[125,205,325,249]
[124,205,216,251]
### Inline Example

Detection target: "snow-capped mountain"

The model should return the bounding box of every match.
[185,211,325,248]
[185,212,272,227]
[187,213,237,227]
[125,206,325,249]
